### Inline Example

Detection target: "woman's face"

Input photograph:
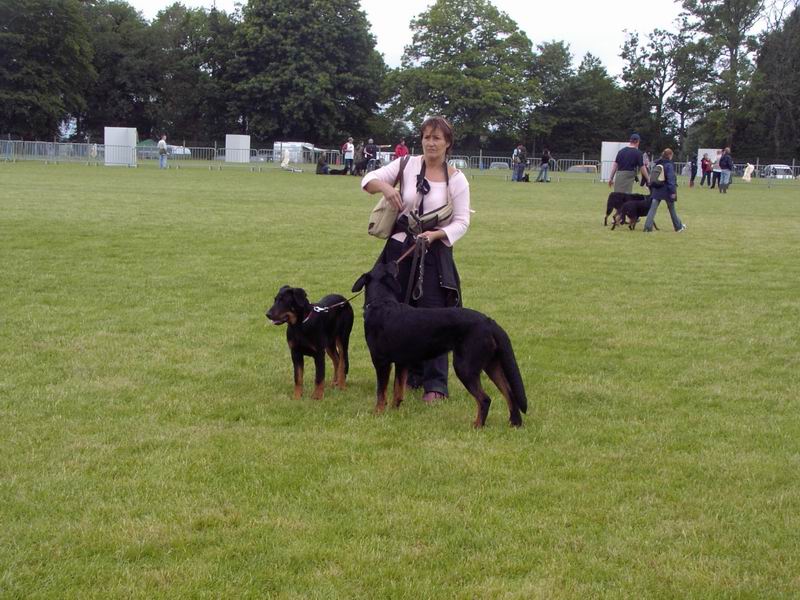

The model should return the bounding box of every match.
[422,126,449,162]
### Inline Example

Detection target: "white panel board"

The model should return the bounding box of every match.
[225,134,251,163]
[600,141,629,182]
[104,127,137,167]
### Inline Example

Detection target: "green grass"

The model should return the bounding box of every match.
[1,161,799,598]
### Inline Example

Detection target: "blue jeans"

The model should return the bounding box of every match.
[644,198,683,232]
[720,169,731,185]
[536,163,549,181]
[159,154,167,169]
[513,163,525,181]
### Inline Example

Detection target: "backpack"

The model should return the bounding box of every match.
[650,162,666,188]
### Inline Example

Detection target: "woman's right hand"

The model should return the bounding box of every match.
[382,183,403,211]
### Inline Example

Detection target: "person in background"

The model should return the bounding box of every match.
[511,143,527,182]
[361,116,471,404]
[394,137,409,158]
[700,153,712,186]
[690,157,698,188]
[608,133,649,193]
[157,134,168,169]
[643,148,686,233]
[718,147,734,194]
[536,148,551,182]
[344,137,355,174]
[316,152,329,175]
[710,149,722,189]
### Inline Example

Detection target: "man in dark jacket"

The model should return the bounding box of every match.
[643,148,686,233]
[718,147,734,193]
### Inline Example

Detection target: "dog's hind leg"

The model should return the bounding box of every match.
[312,352,325,400]
[392,365,408,408]
[485,359,522,427]
[374,361,391,414]
[326,346,341,388]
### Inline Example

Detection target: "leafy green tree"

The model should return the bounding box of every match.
[77,0,158,141]
[0,0,95,139]
[228,0,385,143]
[737,6,800,157]
[528,40,574,147]
[547,54,627,154]
[150,3,238,144]
[387,0,539,145]
[681,0,766,145]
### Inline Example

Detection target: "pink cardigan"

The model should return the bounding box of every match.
[361,155,470,246]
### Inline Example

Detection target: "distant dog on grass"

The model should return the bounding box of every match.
[605,192,649,226]
[328,166,349,175]
[351,262,528,428]
[611,197,659,231]
[266,286,353,400]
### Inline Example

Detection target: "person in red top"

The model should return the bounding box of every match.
[394,138,409,158]
[700,153,712,187]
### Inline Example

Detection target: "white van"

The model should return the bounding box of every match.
[761,164,794,179]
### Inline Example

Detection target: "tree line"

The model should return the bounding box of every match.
[1,0,798,158]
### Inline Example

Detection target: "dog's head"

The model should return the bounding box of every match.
[352,262,402,304]
[266,285,311,326]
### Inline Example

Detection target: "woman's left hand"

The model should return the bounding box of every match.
[417,230,446,245]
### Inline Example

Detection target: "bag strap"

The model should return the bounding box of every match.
[394,155,410,193]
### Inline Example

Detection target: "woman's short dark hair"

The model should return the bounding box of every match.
[420,116,454,157]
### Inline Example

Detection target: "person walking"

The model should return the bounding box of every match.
[643,148,686,233]
[361,116,471,404]
[608,134,649,193]
[157,134,168,169]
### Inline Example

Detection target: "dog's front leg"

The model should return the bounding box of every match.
[392,365,408,408]
[291,348,304,399]
[374,361,391,414]
[312,352,326,400]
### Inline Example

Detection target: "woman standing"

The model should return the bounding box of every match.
[643,148,686,233]
[361,116,471,403]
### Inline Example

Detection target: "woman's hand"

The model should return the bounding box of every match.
[380,182,403,210]
[417,229,446,245]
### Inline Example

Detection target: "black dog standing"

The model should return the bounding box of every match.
[352,262,528,428]
[266,286,354,400]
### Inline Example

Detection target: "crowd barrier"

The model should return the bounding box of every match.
[2,140,797,185]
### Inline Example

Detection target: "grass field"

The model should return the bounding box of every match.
[1,161,799,598]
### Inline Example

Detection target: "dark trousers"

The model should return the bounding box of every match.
[700,171,711,186]
[385,239,449,396]
[710,171,720,189]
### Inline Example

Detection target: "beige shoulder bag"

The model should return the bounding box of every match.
[367,156,410,239]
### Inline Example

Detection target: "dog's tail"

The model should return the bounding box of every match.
[492,323,528,414]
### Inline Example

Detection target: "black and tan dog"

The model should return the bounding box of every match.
[266,286,354,400]
[605,192,650,226]
[611,196,659,231]
[351,262,528,428]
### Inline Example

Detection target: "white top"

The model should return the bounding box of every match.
[344,143,354,160]
[361,155,470,246]
[157,139,167,151]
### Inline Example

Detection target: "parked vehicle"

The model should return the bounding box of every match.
[448,158,468,169]
[761,164,794,179]
[489,161,509,169]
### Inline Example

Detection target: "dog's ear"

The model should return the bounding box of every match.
[352,273,369,292]
[292,287,308,308]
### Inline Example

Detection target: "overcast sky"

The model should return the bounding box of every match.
[127,0,685,78]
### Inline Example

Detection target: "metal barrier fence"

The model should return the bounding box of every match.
[3,140,798,184]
